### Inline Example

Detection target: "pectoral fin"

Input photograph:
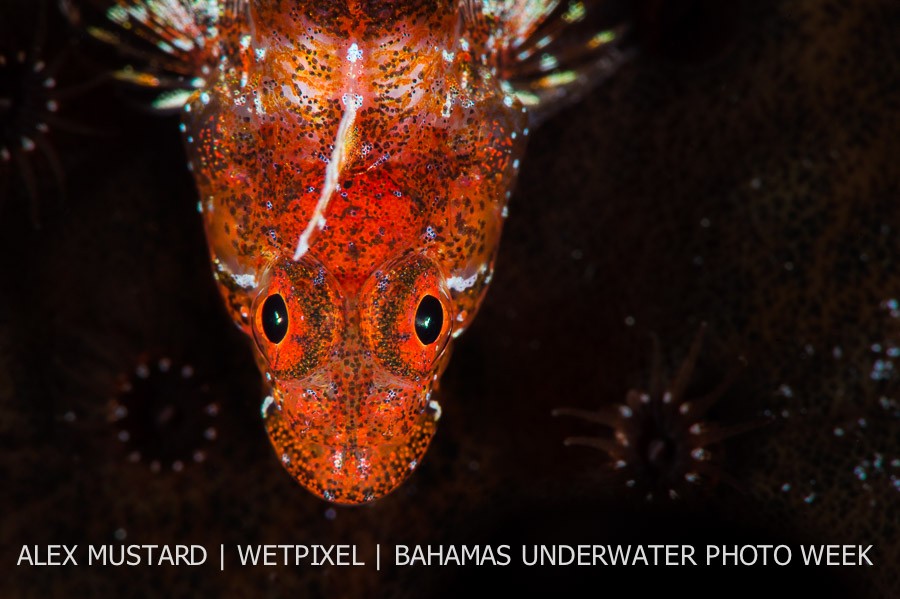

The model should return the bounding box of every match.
[63,0,250,110]
[469,0,634,124]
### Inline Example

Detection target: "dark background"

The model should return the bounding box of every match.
[2,0,898,596]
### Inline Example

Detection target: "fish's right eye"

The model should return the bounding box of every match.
[251,259,343,379]
[261,294,289,344]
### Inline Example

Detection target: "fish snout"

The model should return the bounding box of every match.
[263,380,438,504]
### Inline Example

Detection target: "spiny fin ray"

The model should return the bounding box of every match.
[65,0,249,108]
[469,0,633,124]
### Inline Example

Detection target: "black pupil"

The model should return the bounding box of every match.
[415,295,443,345]
[261,294,289,344]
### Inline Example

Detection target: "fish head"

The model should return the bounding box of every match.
[253,250,455,504]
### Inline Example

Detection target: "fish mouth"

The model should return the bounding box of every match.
[262,387,439,504]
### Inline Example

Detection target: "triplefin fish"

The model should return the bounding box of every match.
[71,0,629,503]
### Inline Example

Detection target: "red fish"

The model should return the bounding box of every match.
[72,0,628,503]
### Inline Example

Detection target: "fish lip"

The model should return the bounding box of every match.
[264,399,437,503]
[299,439,421,504]
[266,374,439,503]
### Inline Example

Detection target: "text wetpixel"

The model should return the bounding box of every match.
[236,545,364,566]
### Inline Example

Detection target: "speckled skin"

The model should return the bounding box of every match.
[185,2,527,502]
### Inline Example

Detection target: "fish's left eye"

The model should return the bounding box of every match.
[359,253,452,377]
[414,295,444,345]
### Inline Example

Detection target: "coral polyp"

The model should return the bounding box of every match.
[0,47,63,221]
[109,356,219,474]
[0,0,101,224]
[554,325,766,500]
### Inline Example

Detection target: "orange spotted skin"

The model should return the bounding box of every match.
[185,2,527,503]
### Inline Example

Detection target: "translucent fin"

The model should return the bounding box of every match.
[468,0,562,47]
[471,0,634,125]
[63,0,249,108]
